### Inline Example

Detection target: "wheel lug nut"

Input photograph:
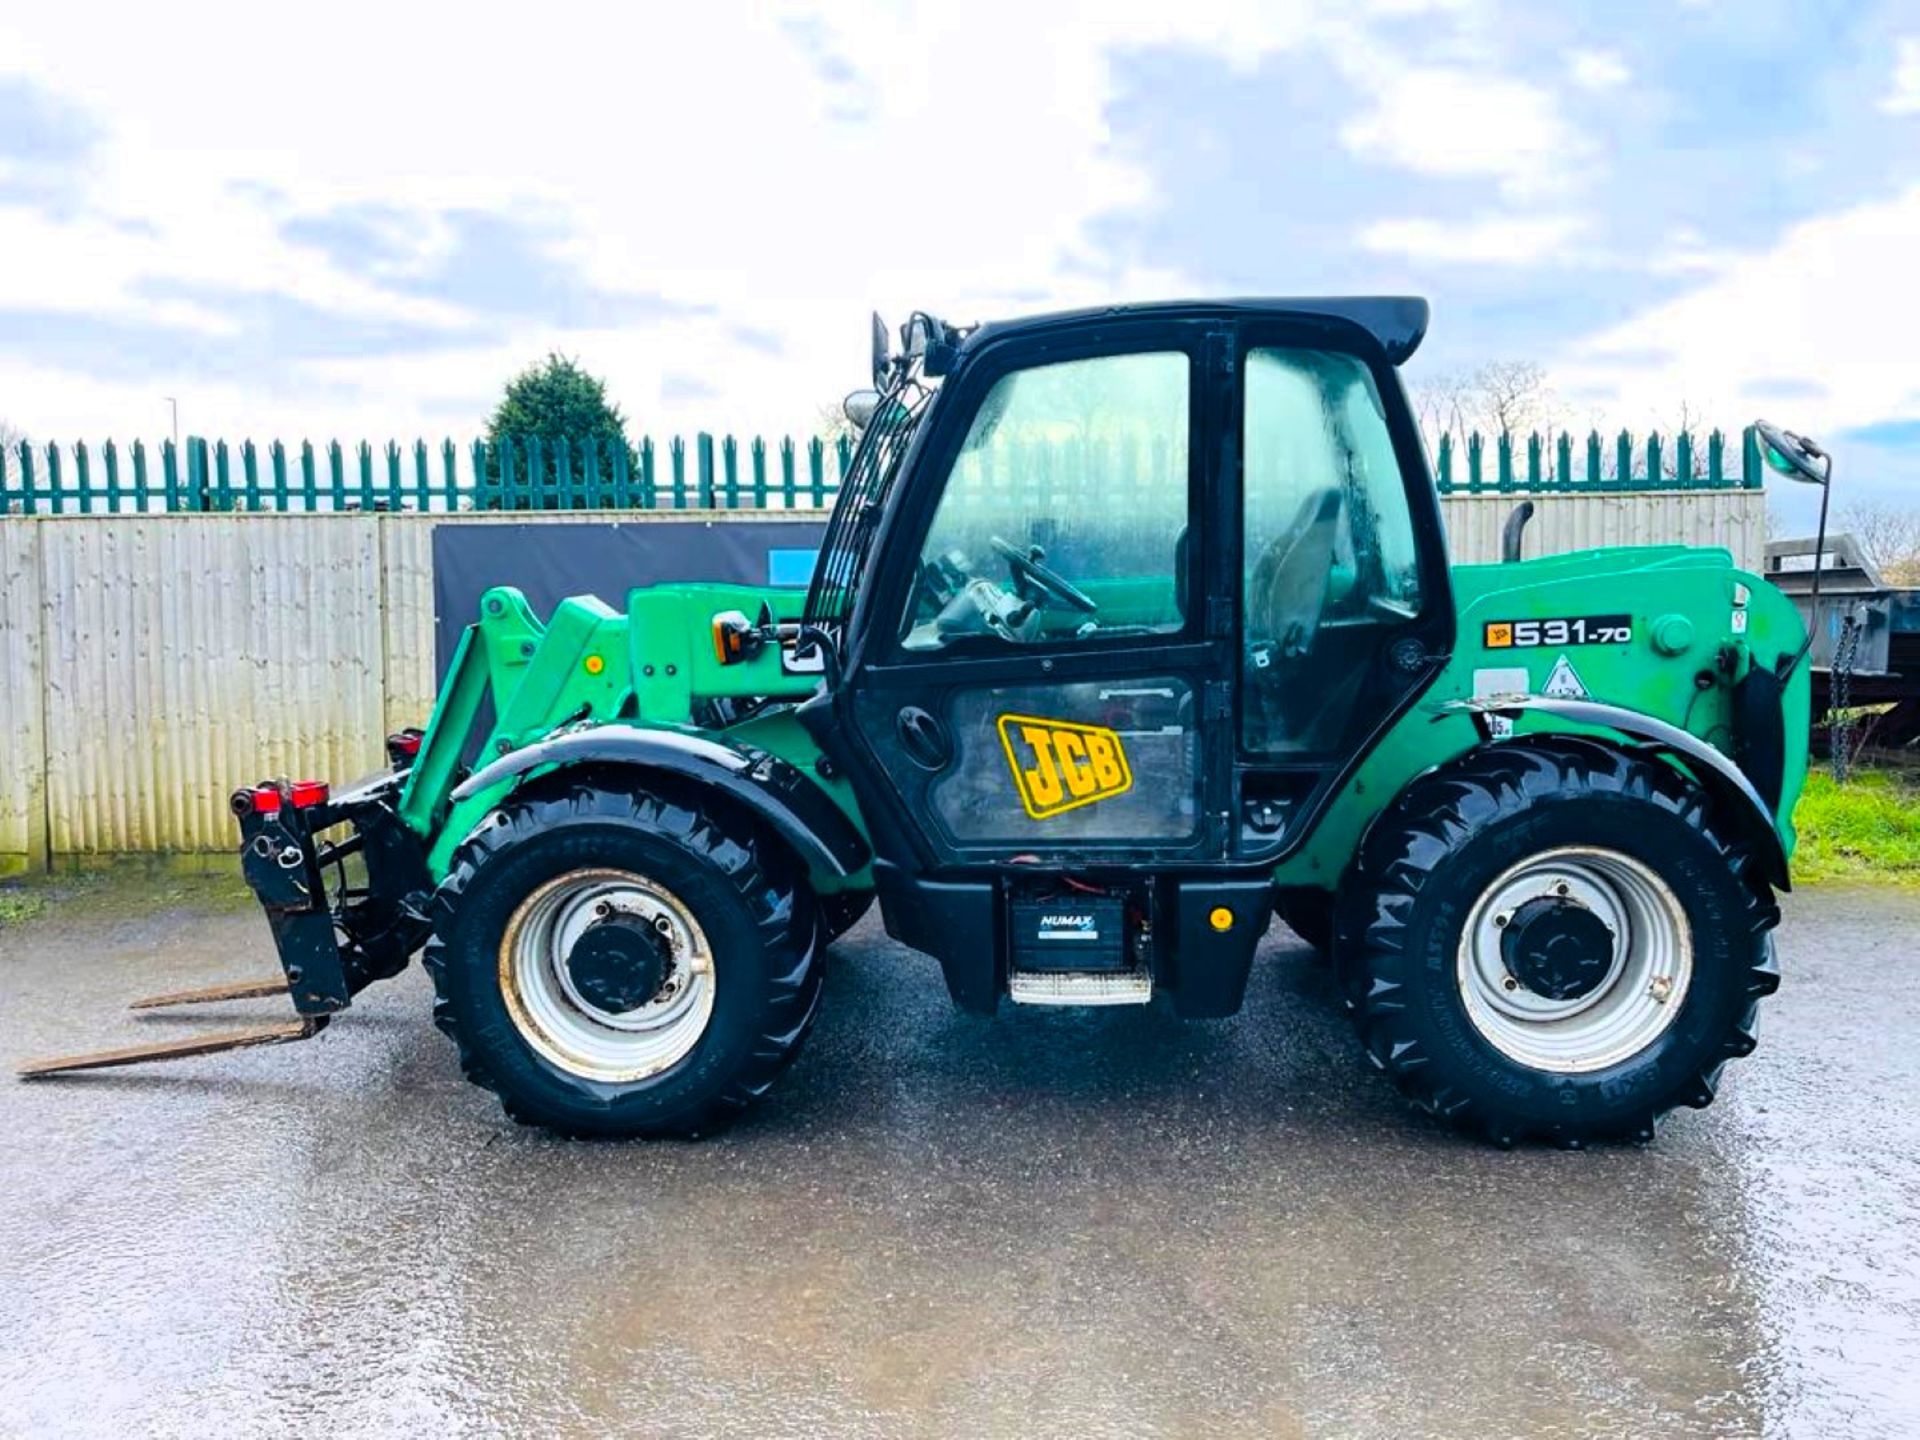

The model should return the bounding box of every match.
[1555,883,1570,896]
[1649,976,1674,1003]
[1494,913,1509,928]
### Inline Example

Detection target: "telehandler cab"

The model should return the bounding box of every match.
[23,298,1828,1148]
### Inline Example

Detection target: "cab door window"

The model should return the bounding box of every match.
[901,351,1191,652]
[1242,347,1423,753]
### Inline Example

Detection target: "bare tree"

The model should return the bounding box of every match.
[1410,362,1561,445]
[0,420,24,513]
[1474,361,1558,436]
[814,400,858,445]
[1409,369,1472,441]
[1836,499,1920,585]
[1671,399,1707,478]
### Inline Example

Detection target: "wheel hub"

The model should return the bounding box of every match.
[1456,847,1694,1074]
[565,915,673,1014]
[498,869,716,1083]
[1499,897,1615,1001]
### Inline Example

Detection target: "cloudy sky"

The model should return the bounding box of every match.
[2,0,1917,511]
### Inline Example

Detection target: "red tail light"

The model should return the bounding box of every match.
[289,781,330,809]
[250,786,283,815]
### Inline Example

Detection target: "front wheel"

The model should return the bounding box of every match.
[817,889,874,945]
[1341,737,1780,1147]
[423,779,822,1138]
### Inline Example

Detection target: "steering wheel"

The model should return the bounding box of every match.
[990,535,1099,614]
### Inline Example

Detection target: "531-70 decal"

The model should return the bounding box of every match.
[1484,613,1633,649]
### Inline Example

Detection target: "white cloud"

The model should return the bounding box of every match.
[1554,185,1920,439]
[0,0,1590,444]
[0,1,1337,442]
[1567,48,1630,91]
[1882,36,1920,115]
[1338,66,1587,201]
[1359,213,1582,263]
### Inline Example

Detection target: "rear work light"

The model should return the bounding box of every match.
[386,729,424,768]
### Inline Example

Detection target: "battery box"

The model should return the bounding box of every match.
[1009,893,1129,973]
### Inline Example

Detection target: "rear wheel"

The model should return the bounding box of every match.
[1341,737,1780,1147]
[423,779,822,1138]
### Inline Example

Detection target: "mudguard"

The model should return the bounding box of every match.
[451,726,871,880]
[1454,694,1792,891]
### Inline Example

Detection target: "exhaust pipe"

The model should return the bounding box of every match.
[1502,501,1535,564]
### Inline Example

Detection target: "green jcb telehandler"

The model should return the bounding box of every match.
[23,298,1836,1148]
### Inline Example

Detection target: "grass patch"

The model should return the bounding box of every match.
[1792,768,1920,886]
[0,889,49,926]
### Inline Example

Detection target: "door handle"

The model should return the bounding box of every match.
[896,706,952,771]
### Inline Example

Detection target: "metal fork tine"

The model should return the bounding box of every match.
[128,978,291,1011]
[17,1018,323,1078]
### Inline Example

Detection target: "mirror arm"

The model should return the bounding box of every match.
[1787,464,1835,677]
[1754,418,1837,677]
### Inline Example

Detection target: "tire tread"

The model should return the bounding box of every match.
[1340,736,1780,1146]
[420,778,822,1139]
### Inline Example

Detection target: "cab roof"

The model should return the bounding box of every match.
[958,296,1430,366]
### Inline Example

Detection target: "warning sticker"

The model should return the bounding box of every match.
[1472,667,1531,701]
[1542,653,1589,699]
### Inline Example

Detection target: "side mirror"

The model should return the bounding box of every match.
[1752,419,1831,486]
[871,312,891,388]
[902,313,933,363]
[843,389,881,432]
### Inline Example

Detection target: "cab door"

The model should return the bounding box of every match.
[1227,327,1454,857]
[837,321,1234,869]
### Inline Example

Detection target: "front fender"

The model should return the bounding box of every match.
[1457,694,1791,891]
[447,726,871,884]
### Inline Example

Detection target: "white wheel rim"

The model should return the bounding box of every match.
[499,868,715,1083]
[1455,846,1691,1074]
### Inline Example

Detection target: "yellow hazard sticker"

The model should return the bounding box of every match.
[996,714,1133,819]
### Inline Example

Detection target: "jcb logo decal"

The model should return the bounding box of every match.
[996,714,1132,819]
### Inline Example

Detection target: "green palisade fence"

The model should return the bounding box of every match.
[1430,426,1763,495]
[1,427,1763,515]
[0,434,862,515]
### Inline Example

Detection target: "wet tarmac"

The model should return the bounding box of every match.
[1,874,1915,1438]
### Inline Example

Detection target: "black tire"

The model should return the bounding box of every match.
[422,777,822,1138]
[1340,736,1780,1148]
[817,889,875,945]
[1274,889,1336,956]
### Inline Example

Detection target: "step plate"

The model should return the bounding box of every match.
[1007,969,1153,1007]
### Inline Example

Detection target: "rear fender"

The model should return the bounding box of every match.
[443,727,871,886]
